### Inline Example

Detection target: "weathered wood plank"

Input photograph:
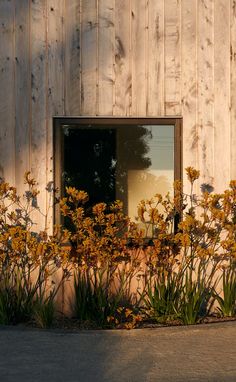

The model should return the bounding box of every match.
[47,0,64,117]
[98,0,115,115]
[0,0,15,184]
[164,0,181,116]
[81,0,98,115]
[65,0,81,115]
[15,0,30,195]
[230,0,236,180]
[30,0,48,230]
[113,0,131,116]
[47,0,65,229]
[181,0,198,191]
[214,0,231,191]
[131,0,148,116]
[147,0,165,116]
[197,0,214,187]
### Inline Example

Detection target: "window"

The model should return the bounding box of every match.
[53,117,182,224]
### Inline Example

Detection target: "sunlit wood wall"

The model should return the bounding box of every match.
[0,0,236,229]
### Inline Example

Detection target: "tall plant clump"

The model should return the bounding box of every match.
[0,173,71,326]
[213,180,236,317]
[137,183,182,322]
[60,187,143,327]
[139,168,236,324]
[0,167,235,329]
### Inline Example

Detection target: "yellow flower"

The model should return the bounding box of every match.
[66,187,89,203]
[185,167,200,184]
[92,203,106,215]
[24,171,37,186]
[137,202,146,222]
[229,180,236,190]
[125,308,133,318]
[60,201,70,216]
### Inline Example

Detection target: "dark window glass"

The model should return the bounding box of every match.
[53,118,182,223]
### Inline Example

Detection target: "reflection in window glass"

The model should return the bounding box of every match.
[62,124,174,220]
[126,125,174,221]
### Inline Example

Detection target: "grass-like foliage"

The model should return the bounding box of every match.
[0,173,71,325]
[33,293,56,328]
[0,167,235,328]
[214,260,236,317]
[137,167,236,324]
[60,188,143,327]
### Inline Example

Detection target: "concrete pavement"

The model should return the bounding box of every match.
[0,321,235,382]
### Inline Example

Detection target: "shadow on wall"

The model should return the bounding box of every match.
[0,1,81,226]
[1,1,119,214]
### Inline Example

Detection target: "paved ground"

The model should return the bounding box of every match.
[0,321,235,382]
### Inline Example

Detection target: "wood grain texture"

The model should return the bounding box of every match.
[0,0,15,184]
[0,0,236,223]
[113,0,131,116]
[15,0,30,195]
[231,0,236,180]
[131,0,148,116]
[164,0,181,115]
[47,0,64,117]
[197,0,214,187]
[181,0,198,191]
[214,0,230,191]
[81,0,98,115]
[65,0,81,115]
[30,0,48,230]
[98,0,115,115]
[147,0,165,116]
[47,0,65,228]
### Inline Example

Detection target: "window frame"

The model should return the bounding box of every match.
[53,116,182,225]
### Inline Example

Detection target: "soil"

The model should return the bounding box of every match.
[2,311,235,332]
[22,314,236,331]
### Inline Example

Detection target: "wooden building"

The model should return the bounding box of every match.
[0,0,235,230]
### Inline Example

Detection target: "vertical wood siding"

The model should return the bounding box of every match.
[131,0,148,116]
[64,0,81,115]
[181,0,197,186]
[43,0,64,229]
[15,0,30,196]
[0,0,15,186]
[81,0,98,115]
[147,0,165,116]
[0,0,236,216]
[114,0,131,116]
[98,0,115,115]
[30,0,48,229]
[214,0,230,192]
[197,0,214,187]
[164,0,181,116]
[231,0,236,180]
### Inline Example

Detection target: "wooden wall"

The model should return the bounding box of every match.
[0,0,235,229]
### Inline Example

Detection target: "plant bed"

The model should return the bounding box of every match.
[0,169,235,331]
[2,314,235,332]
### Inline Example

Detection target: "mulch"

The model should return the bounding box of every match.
[40,314,236,331]
[2,314,236,332]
